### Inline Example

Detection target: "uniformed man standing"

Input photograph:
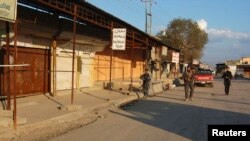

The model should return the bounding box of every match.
[222,66,233,95]
[140,68,151,99]
[183,66,195,101]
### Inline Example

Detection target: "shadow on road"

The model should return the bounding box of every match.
[79,91,109,101]
[155,94,250,105]
[195,96,250,106]
[110,99,250,141]
[44,94,64,107]
[154,95,184,101]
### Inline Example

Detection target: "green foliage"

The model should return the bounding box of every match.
[157,18,208,63]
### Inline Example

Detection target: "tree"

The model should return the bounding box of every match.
[157,18,208,63]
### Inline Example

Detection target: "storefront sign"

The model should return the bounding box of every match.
[172,52,179,63]
[0,0,17,23]
[112,28,126,50]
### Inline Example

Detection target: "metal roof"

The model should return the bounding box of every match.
[17,0,179,51]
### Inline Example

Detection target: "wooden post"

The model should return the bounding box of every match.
[109,50,113,90]
[145,38,149,69]
[52,40,57,96]
[71,5,77,104]
[13,21,17,130]
[6,22,11,110]
[130,32,135,91]
[109,22,113,91]
[155,46,157,81]
[76,56,80,90]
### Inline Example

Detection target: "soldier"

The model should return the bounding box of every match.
[222,66,233,95]
[140,68,151,99]
[183,66,195,101]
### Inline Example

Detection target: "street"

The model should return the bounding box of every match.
[49,79,250,141]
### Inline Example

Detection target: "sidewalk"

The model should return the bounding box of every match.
[0,88,144,141]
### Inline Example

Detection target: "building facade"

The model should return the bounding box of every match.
[0,0,179,97]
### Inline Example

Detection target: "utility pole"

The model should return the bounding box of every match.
[141,0,152,35]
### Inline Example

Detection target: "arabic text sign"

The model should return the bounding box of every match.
[112,28,126,50]
[172,52,179,63]
[0,0,17,23]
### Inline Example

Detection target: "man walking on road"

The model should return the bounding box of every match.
[222,66,233,95]
[183,65,195,101]
[140,68,151,99]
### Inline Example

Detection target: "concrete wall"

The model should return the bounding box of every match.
[78,53,92,88]
[53,46,93,91]
[228,65,237,77]
[55,52,76,90]
[93,48,145,82]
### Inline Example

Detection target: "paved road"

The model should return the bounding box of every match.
[49,79,250,141]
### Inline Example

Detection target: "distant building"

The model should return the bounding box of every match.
[236,65,250,79]
[240,56,250,64]
[216,63,226,77]
[226,60,240,65]
[225,60,240,77]
[223,57,250,79]
[237,57,250,79]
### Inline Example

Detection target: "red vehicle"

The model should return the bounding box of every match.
[194,68,214,87]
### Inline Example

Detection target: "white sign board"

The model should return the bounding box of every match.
[112,28,126,50]
[0,0,17,23]
[172,52,179,63]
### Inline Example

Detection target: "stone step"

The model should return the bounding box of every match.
[16,117,27,125]
[59,105,82,111]
[0,127,17,141]
[0,116,27,128]
[0,117,13,127]
[0,110,13,117]
[80,86,102,92]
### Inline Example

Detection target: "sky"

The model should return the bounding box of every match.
[85,0,250,66]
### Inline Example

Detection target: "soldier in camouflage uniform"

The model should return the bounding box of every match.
[222,66,233,95]
[140,68,151,99]
[183,66,195,101]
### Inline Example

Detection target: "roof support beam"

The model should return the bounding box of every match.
[19,0,168,49]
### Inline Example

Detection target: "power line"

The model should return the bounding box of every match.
[156,2,173,21]
[89,0,144,30]
[86,0,171,34]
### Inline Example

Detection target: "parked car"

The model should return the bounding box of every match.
[194,68,214,87]
[234,70,244,78]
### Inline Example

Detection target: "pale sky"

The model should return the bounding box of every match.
[86,0,250,65]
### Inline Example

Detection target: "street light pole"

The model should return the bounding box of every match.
[141,0,152,35]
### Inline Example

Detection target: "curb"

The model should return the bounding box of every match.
[110,95,139,107]
[2,95,140,141]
